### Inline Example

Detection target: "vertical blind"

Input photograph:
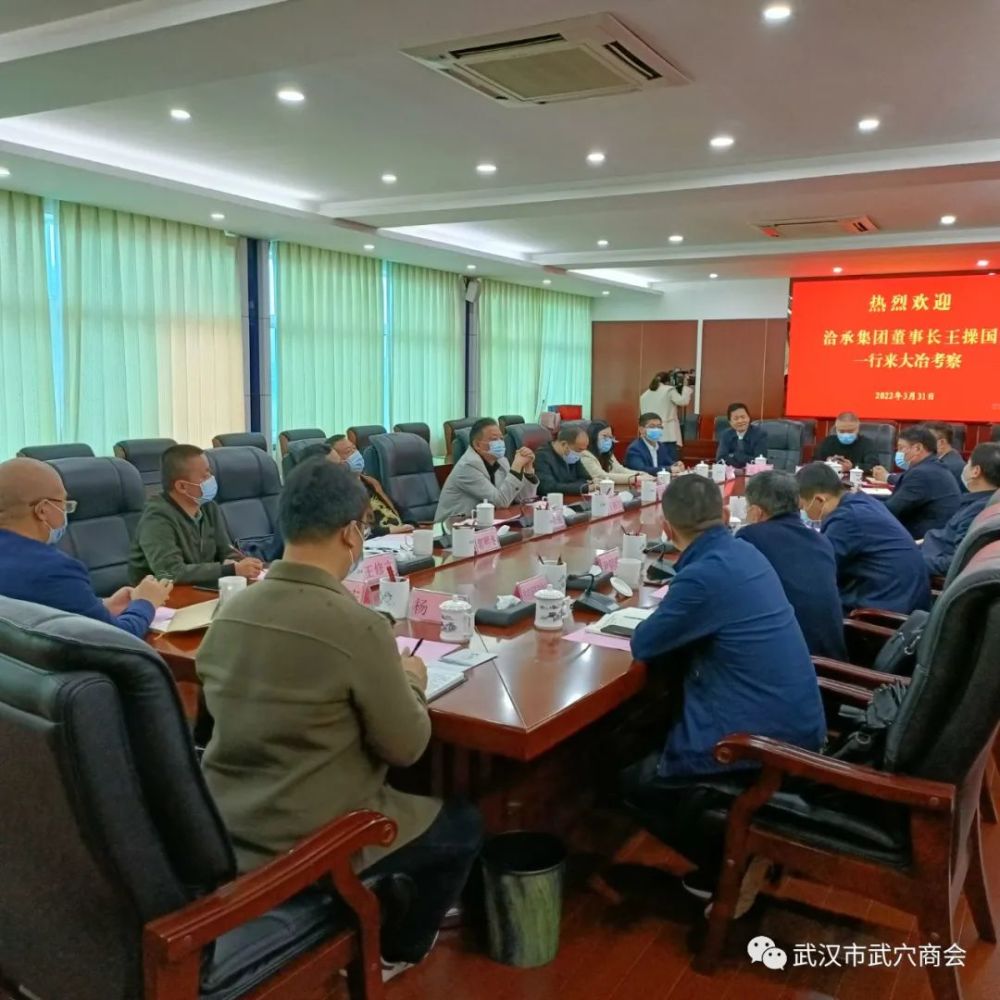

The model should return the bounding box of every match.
[0,191,56,457]
[59,204,244,452]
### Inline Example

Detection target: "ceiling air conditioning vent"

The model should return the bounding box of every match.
[402,13,690,105]
[755,216,880,238]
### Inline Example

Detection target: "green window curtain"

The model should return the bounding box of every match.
[274,242,383,436]
[479,279,592,421]
[60,204,243,453]
[388,263,463,455]
[0,191,56,456]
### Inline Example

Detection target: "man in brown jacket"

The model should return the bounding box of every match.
[197,457,481,977]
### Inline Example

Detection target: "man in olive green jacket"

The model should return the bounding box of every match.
[129,444,262,585]
[197,458,481,974]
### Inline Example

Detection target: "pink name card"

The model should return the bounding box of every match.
[551,509,567,531]
[608,494,625,515]
[514,574,548,603]
[344,577,378,606]
[596,547,620,574]
[656,482,667,501]
[359,554,397,583]
[474,526,501,555]
[408,589,449,623]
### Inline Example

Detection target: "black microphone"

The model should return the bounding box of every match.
[573,571,619,615]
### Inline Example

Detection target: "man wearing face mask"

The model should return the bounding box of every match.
[197,459,482,980]
[796,462,930,614]
[534,425,592,496]
[434,417,538,523]
[0,458,172,636]
[130,444,263,585]
[871,425,961,539]
[625,413,677,474]
[813,411,881,473]
[920,443,1000,576]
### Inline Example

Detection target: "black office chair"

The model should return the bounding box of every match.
[992,425,1000,443]
[443,417,479,460]
[347,425,387,453]
[451,427,473,463]
[755,419,804,472]
[366,433,440,524]
[859,422,898,470]
[278,427,326,457]
[280,437,328,480]
[207,447,282,562]
[17,443,95,461]
[498,415,524,435]
[0,596,396,1000]
[505,422,551,461]
[392,422,431,445]
[680,412,701,443]
[212,432,268,452]
[49,457,145,597]
[799,418,818,448]
[712,416,729,441]
[113,438,177,493]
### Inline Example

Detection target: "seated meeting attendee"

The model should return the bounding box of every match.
[813,411,881,474]
[924,421,966,488]
[197,460,482,978]
[715,402,769,470]
[534,424,591,496]
[130,444,263,585]
[625,413,679,474]
[872,425,961,539]
[624,474,825,912]
[582,420,651,486]
[0,457,172,637]
[434,417,538,522]
[738,471,848,661]
[921,442,1000,577]
[329,435,413,535]
[796,462,931,614]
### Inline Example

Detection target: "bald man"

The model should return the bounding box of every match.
[0,458,172,636]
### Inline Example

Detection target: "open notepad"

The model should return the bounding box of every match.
[585,606,655,637]
[148,600,219,634]
[425,664,467,702]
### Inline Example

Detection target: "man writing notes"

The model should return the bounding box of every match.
[434,418,537,522]
[197,460,482,980]
[623,474,825,916]
[130,444,263,585]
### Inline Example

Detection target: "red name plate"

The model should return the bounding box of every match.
[596,547,620,573]
[473,526,500,554]
[344,577,378,606]
[656,482,667,501]
[359,554,398,583]
[608,494,625,515]
[409,589,449,623]
[514,574,548,603]
[551,509,567,531]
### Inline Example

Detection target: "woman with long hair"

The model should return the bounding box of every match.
[638,370,694,467]
[580,420,651,484]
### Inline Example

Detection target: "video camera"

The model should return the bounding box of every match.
[663,368,696,390]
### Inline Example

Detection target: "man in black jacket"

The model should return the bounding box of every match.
[813,411,881,473]
[535,425,592,496]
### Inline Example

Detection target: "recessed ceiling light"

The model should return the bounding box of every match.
[601,290,611,296]
[709,135,735,149]
[833,266,843,274]
[597,238,609,247]
[763,4,792,22]
[668,234,684,243]
[466,264,477,271]
[277,88,305,104]
[210,212,225,221]
[476,162,497,175]
[363,243,375,251]
[381,173,397,184]
[542,278,552,285]
[977,259,990,267]
[940,214,957,226]
[709,272,719,279]
[586,151,606,165]
[169,108,191,121]
[0,167,9,178]
[857,117,880,133]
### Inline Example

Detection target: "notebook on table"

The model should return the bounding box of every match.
[149,599,219,634]
[425,664,467,702]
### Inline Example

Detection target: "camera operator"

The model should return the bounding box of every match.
[638,369,695,466]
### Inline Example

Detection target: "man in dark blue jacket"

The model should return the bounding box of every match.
[0,458,172,636]
[625,413,678,474]
[738,471,848,660]
[797,462,931,614]
[921,443,1000,576]
[873,425,960,538]
[623,474,825,909]
[715,402,770,469]
[925,422,967,489]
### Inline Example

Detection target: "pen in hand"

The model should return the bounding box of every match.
[407,638,424,657]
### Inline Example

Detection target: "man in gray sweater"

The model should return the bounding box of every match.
[435,418,538,522]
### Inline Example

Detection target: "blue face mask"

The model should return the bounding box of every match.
[799,509,812,526]
[346,450,365,473]
[43,501,67,545]
[598,437,614,454]
[566,450,581,465]
[646,427,663,443]
[894,450,909,471]
[197,475,218,505]
[837,432,858,446]
[487,439,507,460]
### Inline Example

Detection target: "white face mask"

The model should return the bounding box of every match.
[348,522,366,574]
[961,464,975,489]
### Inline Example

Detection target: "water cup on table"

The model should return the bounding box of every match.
[534,505,555,535]
[616,558,642,588]
[621,532,646,560]
[412,528,434,556]
[452,525,475,558]
[599,479,615,497]
[656,470,671,487]
[640,478,657,504]
[729,496,748,521]
[534,588,572,630]
[379,578,411,619]
[540,560,568,591]
[849,467,864,486]
[546,493,564,511]
[440,594,474,642]
[218,576,247,606]
[476,500,495,527]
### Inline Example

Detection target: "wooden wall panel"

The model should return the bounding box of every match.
[761,318,789,419]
